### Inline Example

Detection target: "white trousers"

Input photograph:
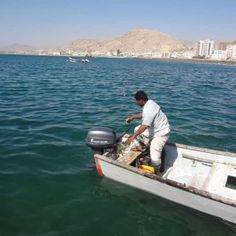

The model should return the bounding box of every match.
[150,135,169,167]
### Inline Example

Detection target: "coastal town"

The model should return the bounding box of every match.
[0,29,236,63]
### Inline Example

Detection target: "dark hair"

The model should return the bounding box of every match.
[134,90,148,101]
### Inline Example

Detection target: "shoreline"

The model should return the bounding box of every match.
[142,57,236,65]
[1,53,236,65]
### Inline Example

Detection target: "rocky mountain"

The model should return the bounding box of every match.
[0,43,36,53]
[0,43,35,51]
[65,29,187,54]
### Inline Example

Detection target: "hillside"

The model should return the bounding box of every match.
[0,43,35,51]
[66,28,187,54]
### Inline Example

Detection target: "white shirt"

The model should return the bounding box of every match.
[142,100,170,137]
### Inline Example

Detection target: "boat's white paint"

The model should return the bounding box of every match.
[164,144,236,204]
[68,57,90,63]
[94,143,236,224]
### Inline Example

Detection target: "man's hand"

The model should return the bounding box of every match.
[125,113,142,123]
[125,135,135,145]
[125,125,148,146]
[125,117,133,123]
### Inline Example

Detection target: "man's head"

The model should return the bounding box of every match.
[134,90,148,107]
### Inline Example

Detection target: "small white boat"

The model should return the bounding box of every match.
[68,56,79,63]
[86,127,236,224]
[81,59,90,63]
[68,57,90,63]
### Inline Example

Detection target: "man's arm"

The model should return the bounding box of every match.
[125,125,148,145]
[126,113,142,123]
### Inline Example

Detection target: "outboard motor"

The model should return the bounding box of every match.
[86,127,116,155]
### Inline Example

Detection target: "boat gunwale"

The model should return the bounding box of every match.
[167,142,236,158]
[94,142,236,207]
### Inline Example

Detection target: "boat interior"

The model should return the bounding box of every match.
[115,142,236,205]
[86,126,236,206]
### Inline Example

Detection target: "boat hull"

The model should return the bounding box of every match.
[95,155,236,224]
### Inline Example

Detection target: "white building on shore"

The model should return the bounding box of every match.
[198,39,214,58]
[211,50,227,61]
[170,51,195,59]
[226,45,236,59]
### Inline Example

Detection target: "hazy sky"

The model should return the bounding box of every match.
[0,0,236,48]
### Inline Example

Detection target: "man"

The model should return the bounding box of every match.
[125,90,170,172]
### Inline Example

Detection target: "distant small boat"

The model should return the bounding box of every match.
[86,126,236,224]
[81,59,90,63]
[68,57,90,63]
[68,56,79,63]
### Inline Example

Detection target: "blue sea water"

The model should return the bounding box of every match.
[0,54,236,236]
